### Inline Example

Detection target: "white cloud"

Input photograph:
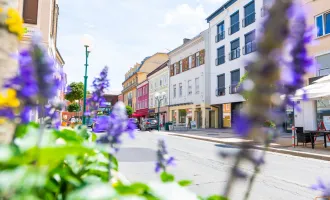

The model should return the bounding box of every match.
[159,4,208,35]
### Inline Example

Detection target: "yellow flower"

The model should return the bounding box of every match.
[0,118,6,125]
[0,89,20,108]
[5,8,24,40]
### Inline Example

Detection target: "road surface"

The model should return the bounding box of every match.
[115,131,329,199]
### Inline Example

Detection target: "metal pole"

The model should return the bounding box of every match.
[82,45,89,125]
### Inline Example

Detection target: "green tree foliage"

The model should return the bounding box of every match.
[126,105,133,116]
[238,72,249,100]
[67,103,80,112]
[65,82,84,103]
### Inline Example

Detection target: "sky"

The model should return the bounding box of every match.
[57,0,226,94]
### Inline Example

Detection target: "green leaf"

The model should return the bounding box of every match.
[160,172,175,183]
[91,133,97,142]
[178,180,192,187]
[114,182,151,196]
[54,129,84,143]
[206,195,229,200]
[111,155,119,171]
[67,183,117,200]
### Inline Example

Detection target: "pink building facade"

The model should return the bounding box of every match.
[134,80,149,119]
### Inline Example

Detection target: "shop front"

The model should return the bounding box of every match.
[148,108,156,119]
[169,103,210,129]
[211,102,243,129]
[155,106,168,127]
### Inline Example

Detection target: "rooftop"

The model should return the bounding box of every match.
[206,0,238,23]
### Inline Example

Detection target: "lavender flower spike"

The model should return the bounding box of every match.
[97,102,136,150]
[155,139,175,173]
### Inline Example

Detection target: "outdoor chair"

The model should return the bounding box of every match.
[296,127,312,146]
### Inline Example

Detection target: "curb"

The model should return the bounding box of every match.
[169,133,330,161]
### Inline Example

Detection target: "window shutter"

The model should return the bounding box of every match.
[176,62,180,74]
[183,58,188,72]
[23,0,39,24]
[200,50,205,65]
[192,55,196,68]
[170,65,174,76]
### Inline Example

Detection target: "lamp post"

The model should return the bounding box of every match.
[81,34,93,125]
[155,92,166,131]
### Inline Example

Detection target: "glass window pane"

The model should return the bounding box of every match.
[218,22,224,33]
[245,31,255,44]
[317,15,324,37]
[231,39,240,50]
[231,12,239,24]
[244,2,255,16]
[217,46,225,57]
[325,13,330,34]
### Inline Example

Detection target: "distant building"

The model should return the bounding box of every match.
[168,31,210,129]
[122,53,169,112]
[134,80,149,119]
[148,61,169,124]
[118,94,124,102]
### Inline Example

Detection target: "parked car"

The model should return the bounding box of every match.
[129,118,139,129]
[92,115,109,132]
[140,118,158,131]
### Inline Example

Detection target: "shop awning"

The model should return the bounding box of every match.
[132,113,144,118]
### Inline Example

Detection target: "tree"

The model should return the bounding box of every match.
[67,103,80,112]
[126,105,133,116]
[65,82,84,103]
[238,72,249,100]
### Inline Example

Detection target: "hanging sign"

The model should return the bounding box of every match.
[191,121,197,129]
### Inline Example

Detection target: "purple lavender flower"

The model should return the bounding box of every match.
[155,139,175,173]
[0,108,15,121]
[233,113,252,137]
[87,66,110,115]
[97,102,136,150]
[311,179,330,197]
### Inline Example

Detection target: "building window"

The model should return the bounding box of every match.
[151,97,153,107]
[164,75,167,85]
[195,77,200,94]
[179,61,183,73]
[216,21,225,42]
[196,52,200,67]
[150,83,153,90]
[244,30,256,55]
[230,38,240,60]
[216,74,225,96]
[160,79,162,87]
[188,80,192,95]
[188,56,192,69]
[174,63,177,75]
[23,0,39,24]
[316,12,330,37]
[230,69,240,94]
[216,46,225,66]
[179,83,183,97]
[173,85,176,98]
[229,11,240,35]
[243,1,255,27]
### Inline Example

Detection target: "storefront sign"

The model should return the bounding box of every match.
[323,116,330,130]
[191,121,197,129]
[149,109,155,114]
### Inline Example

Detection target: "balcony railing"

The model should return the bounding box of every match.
[215,31,225,43]
[229,84,240,94]
[229,48,241,61]
[318,67,330,77]
[242,41,257,55]
[215,55,225,66]
[215,87,226,97]
[242,12,256,27]
[228,22,240,35]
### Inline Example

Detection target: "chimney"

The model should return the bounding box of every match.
[183,38,190,44]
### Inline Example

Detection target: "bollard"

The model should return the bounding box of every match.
[291,126,296,148]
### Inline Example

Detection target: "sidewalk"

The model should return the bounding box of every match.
[166,129,330,161]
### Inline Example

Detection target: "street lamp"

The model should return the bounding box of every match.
[155,92,166,131]
[81,34,93,125]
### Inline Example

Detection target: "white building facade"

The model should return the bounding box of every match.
[148,61,170,125]
[207,0,268,128]
[168,31,211,129]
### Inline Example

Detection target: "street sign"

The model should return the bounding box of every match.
[191,121,197,129]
